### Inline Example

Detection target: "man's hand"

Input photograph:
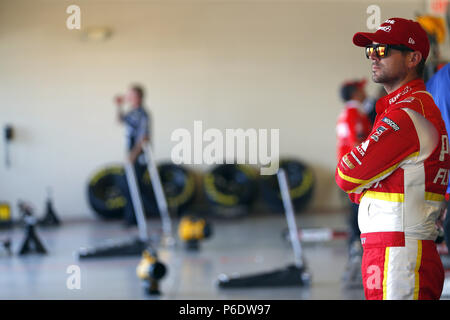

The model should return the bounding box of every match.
[128,137,149,164]
[128,146,140,164]
[115,95,124,107]
[436,207,447,230]
[115,95,125,123]
[128,152,137,164]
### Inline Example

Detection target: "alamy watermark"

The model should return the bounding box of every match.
[366,265,382,289]
[171,121,279,175]
[66,265,81,290]
[66,5,81,30]
[366,5,381,30]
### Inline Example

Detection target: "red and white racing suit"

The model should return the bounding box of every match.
[336,100,372,161]
[335,79,450,300]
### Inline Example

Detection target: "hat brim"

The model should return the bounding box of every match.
[353,32,394,47]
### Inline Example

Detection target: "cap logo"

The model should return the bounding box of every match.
[384,19,396,24]
[377,25,392,32]
[408,37,415,44]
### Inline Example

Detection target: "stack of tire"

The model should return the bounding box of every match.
[87,158,315,220]
[202,159,315,217]
[87,162,197,219]
[203,164,259,218]
[87,165,127,220]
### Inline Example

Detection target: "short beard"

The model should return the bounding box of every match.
[372,72,389,83]
[372,69,406,86]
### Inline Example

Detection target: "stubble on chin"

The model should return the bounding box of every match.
[372,72,382,83]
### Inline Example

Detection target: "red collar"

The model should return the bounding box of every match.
[375,79,426,115]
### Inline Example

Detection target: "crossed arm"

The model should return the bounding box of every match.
[335,108,420,203]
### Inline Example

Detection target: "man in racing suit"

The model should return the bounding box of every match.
[335,17,450,300]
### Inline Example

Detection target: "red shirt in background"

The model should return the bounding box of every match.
[336,100,372,161]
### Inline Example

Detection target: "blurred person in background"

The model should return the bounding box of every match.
[420,13,450,262]
[427,63,450,261]
[115,85,156,226]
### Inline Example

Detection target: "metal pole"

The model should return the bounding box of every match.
[5,143,10,168]
[277,168,303,268]
[124,161,148,242]
[142,144,172,237]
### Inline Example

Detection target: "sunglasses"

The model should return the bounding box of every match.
[365,44,414,59]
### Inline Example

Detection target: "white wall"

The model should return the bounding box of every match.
[1,0,447,218]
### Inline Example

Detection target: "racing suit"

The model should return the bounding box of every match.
[335,79,450,300]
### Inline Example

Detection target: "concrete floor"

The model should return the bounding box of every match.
[0,212,448,300]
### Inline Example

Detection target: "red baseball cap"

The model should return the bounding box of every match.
[353,17,430,60]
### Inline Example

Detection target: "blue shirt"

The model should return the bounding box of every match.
[122,106,150,151]
[426,63,450,193]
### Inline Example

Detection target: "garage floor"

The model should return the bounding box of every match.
[0,212,448,300]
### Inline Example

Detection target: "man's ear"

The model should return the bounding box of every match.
[409,51,422,68]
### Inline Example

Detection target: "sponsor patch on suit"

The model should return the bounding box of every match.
[382,117,400,131]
